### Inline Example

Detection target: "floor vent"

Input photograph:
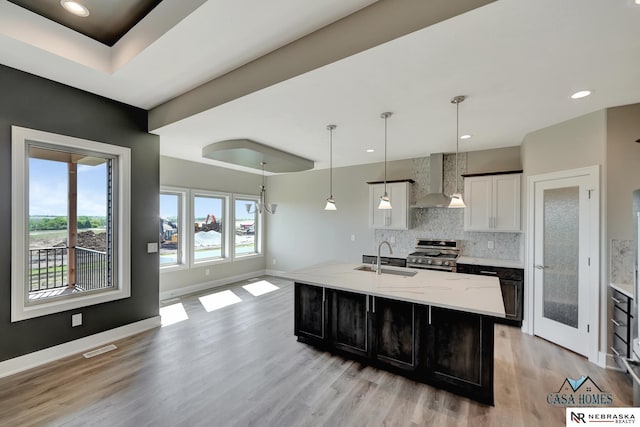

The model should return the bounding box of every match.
[83,344,117,359]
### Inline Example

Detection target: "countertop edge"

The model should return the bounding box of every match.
[285,261,506,318]
[457,256,524,269]
[610,282,634,299]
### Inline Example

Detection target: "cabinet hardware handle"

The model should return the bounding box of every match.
[428,307,431,325]
[480,270,498,275]
[611,346,620,357]
[612,296,623,304]
[366,296,369,312]
[611,318,624,327]
[372,297,375,314]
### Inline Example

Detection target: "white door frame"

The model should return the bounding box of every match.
[525,165,600,364]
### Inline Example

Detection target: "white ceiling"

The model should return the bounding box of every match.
[2,0,639,174]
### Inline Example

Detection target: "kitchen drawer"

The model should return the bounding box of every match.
[456,263,524,281]
[612,332,629,359]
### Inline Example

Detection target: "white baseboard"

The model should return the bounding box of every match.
[159,269,266,301]
[0,316,160,379]
[265,269,287,277]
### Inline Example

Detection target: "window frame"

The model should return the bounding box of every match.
[159,186,189,271]
[11,126,131,322]
[190,189,230,267]
[232,193,263,260]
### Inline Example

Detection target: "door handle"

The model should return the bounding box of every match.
[534,264,546,270]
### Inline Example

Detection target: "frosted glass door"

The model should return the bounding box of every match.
[533,171,597,358]
[542,187,579,327]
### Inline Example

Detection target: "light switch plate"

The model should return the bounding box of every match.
[147,242,158,253]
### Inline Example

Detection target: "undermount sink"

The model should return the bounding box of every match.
[355,265,417,277]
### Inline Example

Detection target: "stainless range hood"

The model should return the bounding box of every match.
[410,153,452,208]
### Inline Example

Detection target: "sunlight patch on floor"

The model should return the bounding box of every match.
[160,302,189,327]
[199,290,242,312]
[242,280,279,296]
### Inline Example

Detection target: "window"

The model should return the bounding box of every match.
[160,187,187,268]
[234,196,261,257]
[192,192,229,264]
[11,126,131,322]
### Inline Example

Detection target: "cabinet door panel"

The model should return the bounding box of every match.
[369,184,389,228]
[464,177,492,230]
[294,283,326,343]
[331,290,368,356]
[494,174,521,231]
[500,279,520,319]
[428,307,482,385]
[374,298,416,369]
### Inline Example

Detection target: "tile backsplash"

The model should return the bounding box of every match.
[374,155,523,261]
[610,239,634,285]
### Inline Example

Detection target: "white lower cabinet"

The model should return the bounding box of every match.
[464,173,521,232]
[368,181,411,230]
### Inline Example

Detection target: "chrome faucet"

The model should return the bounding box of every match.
[377,240,393,275]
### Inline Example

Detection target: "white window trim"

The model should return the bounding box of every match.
[159,186,189,272]
[11,126,131,322]
[232,193,263,260]
[190,189,231,268]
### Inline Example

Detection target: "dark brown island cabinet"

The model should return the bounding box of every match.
[294,282,497,405]
[456,263,524,327]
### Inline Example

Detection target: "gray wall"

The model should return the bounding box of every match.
[606,104,640,241]
[266,146,522,273]
[159,156,266,296]
[0,65,160,362]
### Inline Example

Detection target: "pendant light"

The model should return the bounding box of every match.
[449,96,466,208]
[378,112,393,210]
[324,124,337,211]
[246,162,277,215]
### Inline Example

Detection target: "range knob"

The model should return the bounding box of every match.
[427,259,432,265]
[444,261,450,266]
[435,260,443,266]
[417,259,423,263]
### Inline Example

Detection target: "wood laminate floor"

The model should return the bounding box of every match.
[0,276,632,427]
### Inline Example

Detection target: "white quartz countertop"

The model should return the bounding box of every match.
[610,282,634,299]
[457,256,524,269]
[284,261,506,318]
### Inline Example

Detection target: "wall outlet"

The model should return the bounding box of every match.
[487,241,494,249]
[390,236,395,244]
[272,259,277,265]
[72,313,82,327]
[350,234,355,242]
[205,268,210,276]
[147,242,158,253]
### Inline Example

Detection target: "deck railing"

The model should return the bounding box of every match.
[29,247,68,292]
[75,247,109,291]
[28,247,109,293]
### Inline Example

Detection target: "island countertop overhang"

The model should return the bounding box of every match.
[284,261,506,318]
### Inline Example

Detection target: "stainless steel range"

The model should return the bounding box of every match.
[406,239,460,272]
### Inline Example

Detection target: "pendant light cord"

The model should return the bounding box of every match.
[329,126,333,198]
[456,101,459,194]
[384,115,388,193]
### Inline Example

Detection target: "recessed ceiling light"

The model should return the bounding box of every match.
[366,149,375,153]
[460,134,472,140]
[571,90,591,99]
[60,1,90,17]
[636,0,640,5]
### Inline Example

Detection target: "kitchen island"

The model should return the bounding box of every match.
[285,261,505,405]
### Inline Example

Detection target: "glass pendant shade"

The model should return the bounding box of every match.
[448,192,466,208]
[324,198,337,211]
[378,192,392,209]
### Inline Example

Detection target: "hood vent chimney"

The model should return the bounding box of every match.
[410,153,452,208]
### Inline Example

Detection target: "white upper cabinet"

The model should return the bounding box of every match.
[368,181,412,230]
[464,173,521,232]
